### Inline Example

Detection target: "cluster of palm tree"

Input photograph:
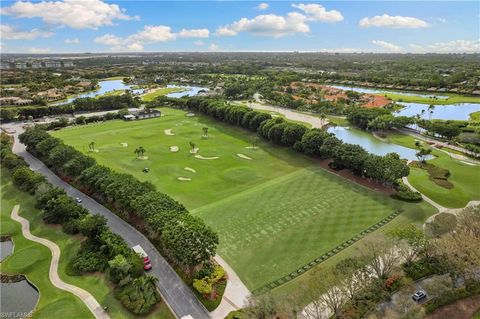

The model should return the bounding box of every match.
[134,146,146,158]
[202,127,209,138]
[88,141,96,151]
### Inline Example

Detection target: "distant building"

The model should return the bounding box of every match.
[0,97,34,106]
[43,61,62,68]
[124,109,161,120]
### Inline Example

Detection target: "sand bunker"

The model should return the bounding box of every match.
[170,146,179,152]
[89,149,99,153]
[186,113,195,117]
[120,142,128,147]
[177,177,192,181]
[164,129,174,136]
[236,153,252,160]
[189,148,199,154]
[195,155,219,160]
[461,160,477,166]
[245,146,258,150]
[184,167,196,173]
[138,156,148,160]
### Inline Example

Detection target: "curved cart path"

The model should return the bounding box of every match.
[10,126,210,319]
[10,205,109,319]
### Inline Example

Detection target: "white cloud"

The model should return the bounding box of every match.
[372,40,402,52]
[292,3,343,23]
[208,43,219,51]
[410,40,480,53]
[28,47,51,54]
[0,24,53,40]
[128,25,176,43]
[435,17,447,23]
[194,40,205,46]
[178,28,210,38]
[359,14,429,28]
[64,37,80,44]
[317,48,365,53]
[215,12,309,37]
[257,3,269,10]
[124,42,144,52]
[1,0,135,29]
[94,34,123,46]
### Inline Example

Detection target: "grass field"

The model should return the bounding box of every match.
[470,111,480,120]
[386,132,480,208]
[52,108,437,291]
[1,170,174,319]
[380,92,480,105]
[141,87,185,102]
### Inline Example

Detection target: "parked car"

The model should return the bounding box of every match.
[133,245,152,270]
[412,290,427,302]
[75,197,82,203]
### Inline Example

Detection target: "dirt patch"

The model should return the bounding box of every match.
[184,167,196,173]
[164,129,174,136]
[318,159,395,195]
[195,155,219,160]
[426,295,480,319]
[236,153,252,160]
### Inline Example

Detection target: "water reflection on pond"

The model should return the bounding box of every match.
[0,280,39,316]
[327,126,423,160]
[329,85,450,100]
[396,102,479,121]
[0,240,13,261]
[165,85,209,98]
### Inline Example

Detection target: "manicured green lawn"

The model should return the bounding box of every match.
[0,170,174,319]
[386,132,480,208]
[53,108,439,292]
[381,92,480,105]
[470,111,480,120]
[141,87,185,102]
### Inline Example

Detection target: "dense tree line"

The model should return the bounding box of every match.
[0,133,159,315]
[0,94,140,121]
[18,127,218,278]
[171,97,410,187]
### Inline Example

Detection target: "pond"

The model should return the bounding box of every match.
[52,79,144,105]
[396,102,479,121]
[329,85,450,100]
[0,240,13,261]
[165,84,209,98]
[327,126,424,160]
[0,280,39,317]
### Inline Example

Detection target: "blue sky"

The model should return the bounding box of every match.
[1,0,479,53]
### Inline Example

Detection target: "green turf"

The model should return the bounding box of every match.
[141,87,185,102]
[386,132,480,208]
[381,92,480,105]
[470,111,480,121]
[1,170,175,319]
[52,108,438,291]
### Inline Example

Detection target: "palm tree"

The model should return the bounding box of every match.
[414,140,421,149]
[428,104,435,121]
[89,141,95,151]
[252,136,259,149]
[420,109,426,119]
[189,141,196,153]
[134,146,146,158]
[319,113,326,126]
[202,127,209,138]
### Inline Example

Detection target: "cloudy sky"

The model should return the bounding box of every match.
[1,0,479,54]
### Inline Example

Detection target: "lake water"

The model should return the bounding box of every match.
[396,102,479,121]
[0,280,39,316]
[329,85,450,100]
[0,240,13,261]
[165,85,209,98]
[52,80,144,105]
[327,126,423,160]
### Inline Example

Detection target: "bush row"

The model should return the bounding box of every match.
[18,127,219,278]
[0,133,159,315]
[0,94,140,121]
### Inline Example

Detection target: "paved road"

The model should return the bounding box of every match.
[11,129,210,319]
[11,205,109,319]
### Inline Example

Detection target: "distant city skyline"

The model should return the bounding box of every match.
[1,0,479,54]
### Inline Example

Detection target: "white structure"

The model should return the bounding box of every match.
[132,245,148,258]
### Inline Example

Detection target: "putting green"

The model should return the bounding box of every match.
[53,108,436,291]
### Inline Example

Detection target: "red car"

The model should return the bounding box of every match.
[133,245,152,271]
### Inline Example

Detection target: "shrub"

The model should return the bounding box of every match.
[392,180,422,202]
[63,218,81,234]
